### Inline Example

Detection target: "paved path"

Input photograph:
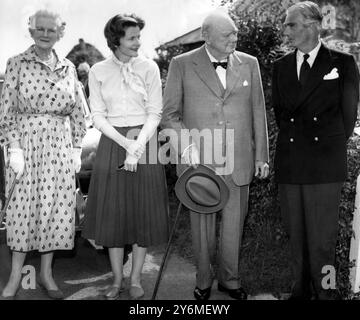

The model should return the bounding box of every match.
[0,236,278,300]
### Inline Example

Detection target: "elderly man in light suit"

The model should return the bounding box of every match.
[161,10,269,300]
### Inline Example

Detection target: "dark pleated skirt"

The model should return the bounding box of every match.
[82,126,169,248]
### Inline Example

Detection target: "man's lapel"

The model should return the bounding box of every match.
[279,50,301,109]
[294,44,333,110]
[223,52,243,100]
[192,45,224,98]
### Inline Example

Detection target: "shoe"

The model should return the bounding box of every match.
[218,283,247,300]
[104,284,124,300]
[0,279,21,300]
[0,288,19,300]
[193,286,211,300]
[129,284,144,300]
[38,279,64,300]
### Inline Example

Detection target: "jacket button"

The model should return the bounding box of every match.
[314,137,319,141]
[313,117,318,121]
[290,138,294,142]
[290,118,294,122]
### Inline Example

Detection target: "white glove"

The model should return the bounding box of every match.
[8,148,25,177]
[72,148,82,173]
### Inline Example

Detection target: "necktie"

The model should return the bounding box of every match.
[213,61,227,70]
[299,53,310,87]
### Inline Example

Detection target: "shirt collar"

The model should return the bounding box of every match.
[111,53,137,67]
[20,45,68,71]
[205,46,228,63]
[297,40,321,65]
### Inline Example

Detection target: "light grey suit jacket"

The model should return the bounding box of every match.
[161,45,269,186]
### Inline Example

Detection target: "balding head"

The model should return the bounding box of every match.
[201,10,235,37]
[201,10,238,60]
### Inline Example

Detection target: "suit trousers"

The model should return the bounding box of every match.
[279,183,342,299]
[190,176,249,290]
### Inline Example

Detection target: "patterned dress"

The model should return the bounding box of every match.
[0,45,86,252]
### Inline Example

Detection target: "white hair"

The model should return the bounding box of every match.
[201,8,233,37]
[28,10,66,38]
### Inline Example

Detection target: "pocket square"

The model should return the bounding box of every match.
[323,68,339,80]
[243,80,249,86]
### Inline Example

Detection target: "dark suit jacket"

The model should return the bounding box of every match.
[272,44,359,184]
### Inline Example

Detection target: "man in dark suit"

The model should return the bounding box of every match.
[162,10,269,300]
[272,1,359,300]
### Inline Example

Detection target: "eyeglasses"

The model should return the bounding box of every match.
[34,27,57,35]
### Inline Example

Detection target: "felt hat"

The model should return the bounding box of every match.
[175,164,229,214]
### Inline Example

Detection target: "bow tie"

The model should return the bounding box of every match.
[212,61,228,70]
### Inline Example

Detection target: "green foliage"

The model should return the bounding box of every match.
[229,0,297,26]
[234,18,284,99]
[336,135,360,299]
[317,0,360,41]
[227,0,360,42]
[154,44,186,89]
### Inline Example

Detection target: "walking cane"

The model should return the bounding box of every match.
[151,201,183,300]
[0,172,21,229]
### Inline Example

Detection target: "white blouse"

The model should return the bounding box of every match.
[89,54,163,128]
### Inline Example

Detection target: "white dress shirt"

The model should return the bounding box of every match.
[205,46,227,89]
[296,40,321,79]
[89,54,162,128]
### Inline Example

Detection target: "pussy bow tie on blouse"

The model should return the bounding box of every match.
[115,57,148,101]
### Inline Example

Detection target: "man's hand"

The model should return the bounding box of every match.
[182,144,200,168]
[255,161,269,179]
[123,153,139,172]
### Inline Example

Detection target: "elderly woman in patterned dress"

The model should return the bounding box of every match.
[0,9,86,299]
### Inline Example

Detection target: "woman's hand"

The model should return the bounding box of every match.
[126,139,145,160]
[123,153,139,172]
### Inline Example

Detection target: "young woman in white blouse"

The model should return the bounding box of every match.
[82,14,169,300]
